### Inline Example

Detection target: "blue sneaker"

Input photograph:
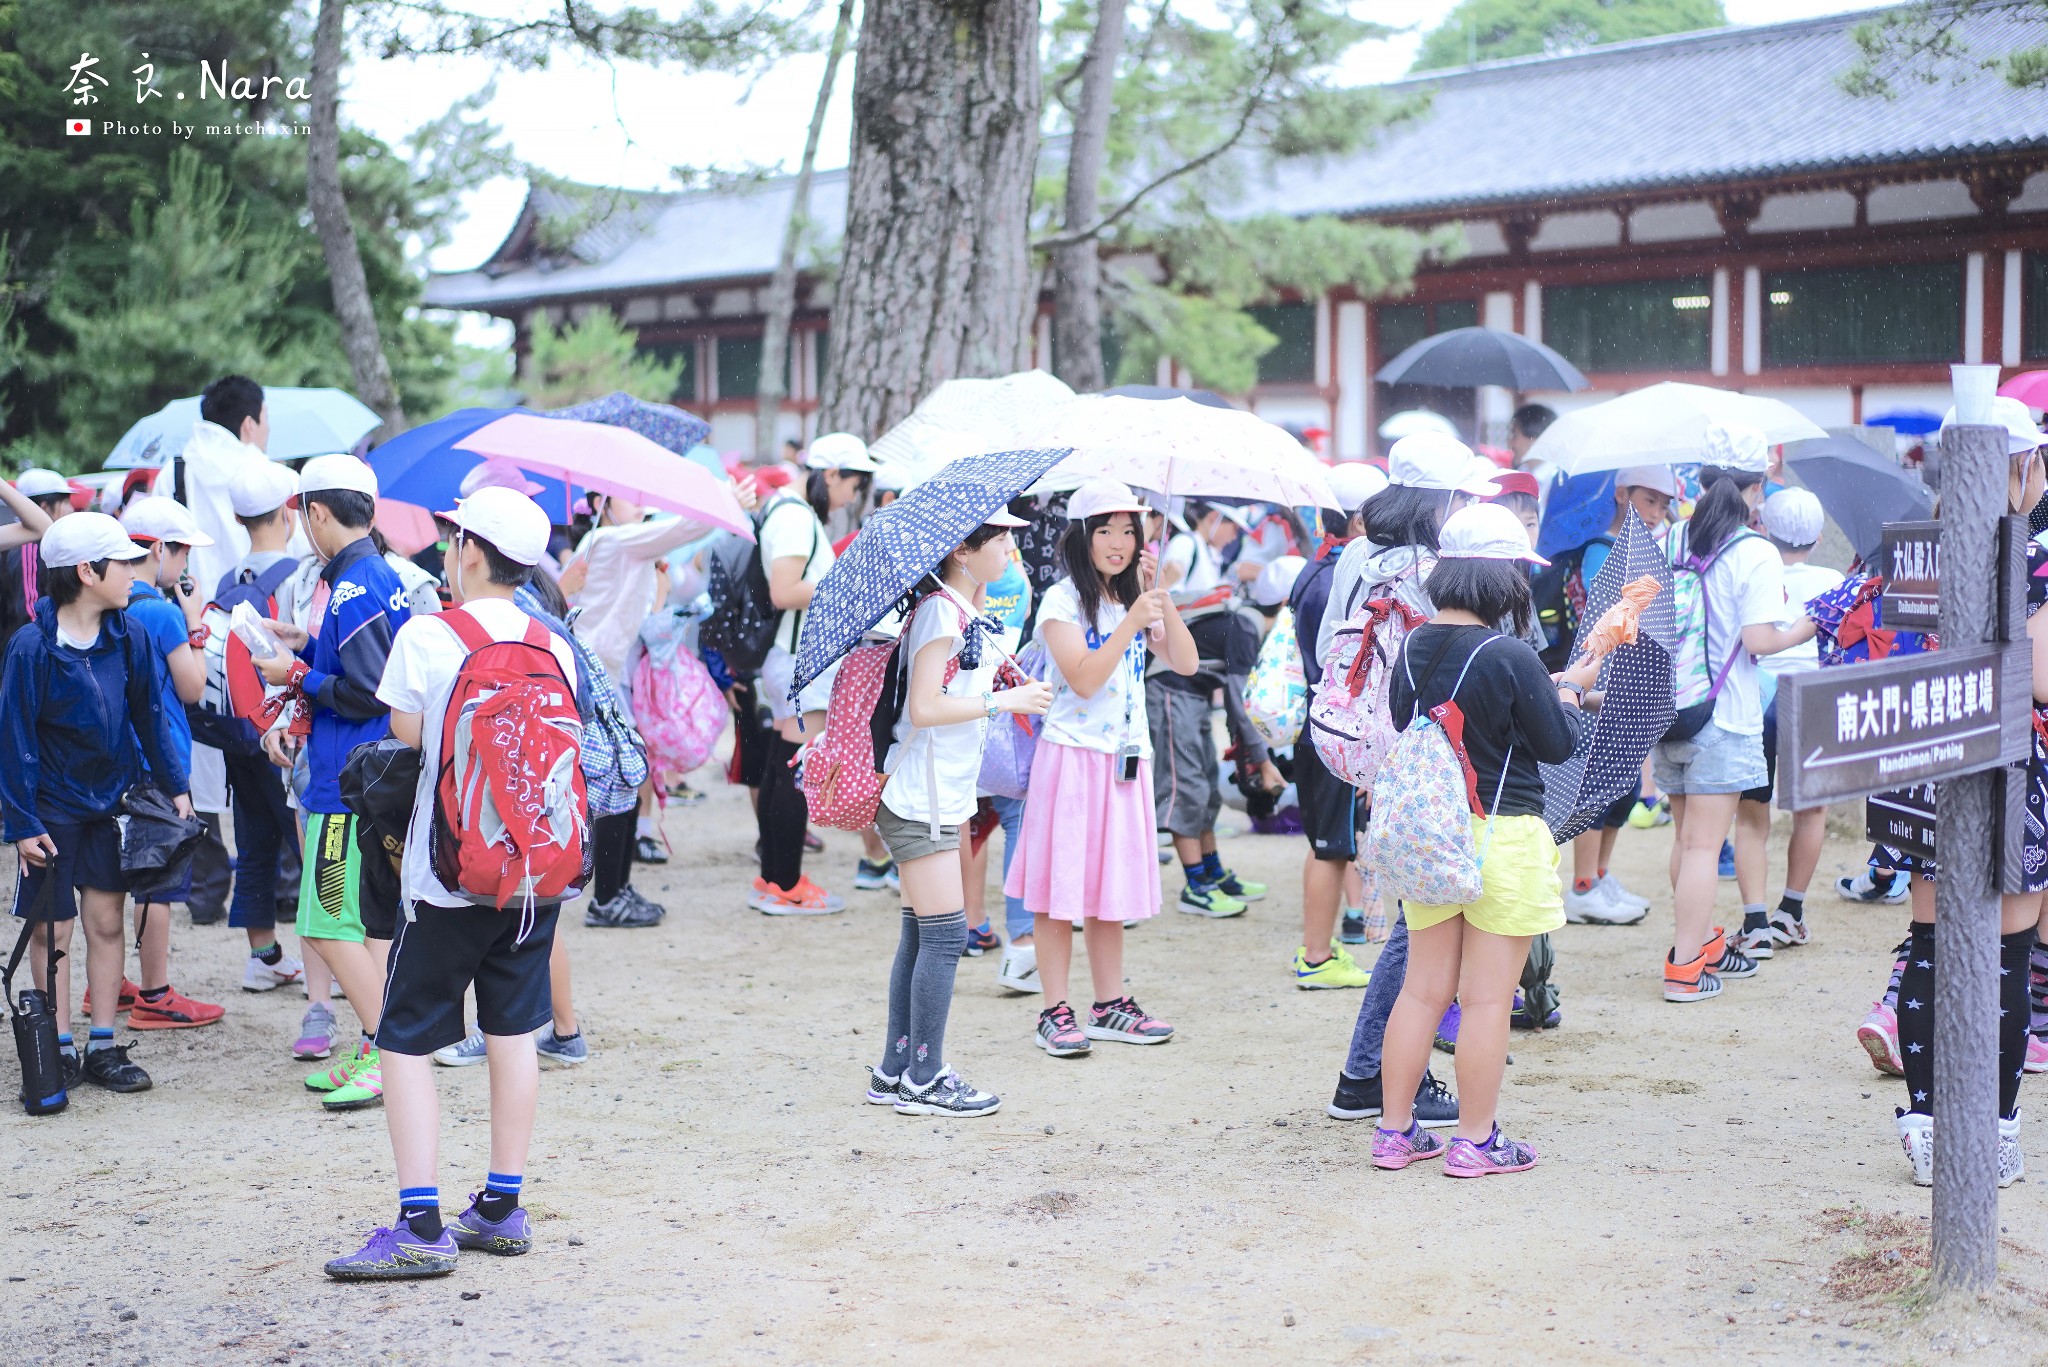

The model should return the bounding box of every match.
[324,1222,459,1280]
[1511,990,1561,1030]
[1434,1002,1461,1054]
[1718,840,1736,880]
[448,1197,534,1256]
[536,1028,589,1066]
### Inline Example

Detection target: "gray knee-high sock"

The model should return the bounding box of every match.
[881,908,919,1078]
[907,911,968,1088]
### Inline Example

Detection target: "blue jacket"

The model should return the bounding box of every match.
[0,598,188,840]
[300,537,408,814]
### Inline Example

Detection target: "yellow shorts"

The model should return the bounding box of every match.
[1404,813,1566,938]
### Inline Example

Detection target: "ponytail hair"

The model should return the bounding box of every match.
[1685,464,1762,558]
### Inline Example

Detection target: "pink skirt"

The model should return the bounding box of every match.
[1004,741,1161,924]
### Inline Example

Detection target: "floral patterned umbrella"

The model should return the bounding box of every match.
[548,391,710,457]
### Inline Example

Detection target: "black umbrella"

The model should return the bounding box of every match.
[1375,326,1589,393]
[1783,434,1933,562]
[1103,384,1234,409]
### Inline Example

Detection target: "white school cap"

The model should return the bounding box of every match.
[1437,502,1549,566]
[1761,487,1824,547]
[229,462,300,518]
[294,453,380,500]
[41,511,148,567]
[439,486,552,567]
[1939,396,2046,455]
[1388,432,1502,496]
[121,495,215,547]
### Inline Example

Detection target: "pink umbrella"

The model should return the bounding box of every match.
[454,413,753,537]
[375,498,440,557]
[1998,371,2048,412]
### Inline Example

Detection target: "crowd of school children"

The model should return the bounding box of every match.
[8,374,2048,1281]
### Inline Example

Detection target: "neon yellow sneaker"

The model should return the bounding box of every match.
[1294,945,1371,990]
[1217,870,1267,902]
[322,1047,383,1110]
[1627,797,1670,829]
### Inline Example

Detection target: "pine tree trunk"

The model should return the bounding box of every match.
[308,0,405,437]
[1050,0,1126,394]
[755,0,856,463]
[820,0,1041,438]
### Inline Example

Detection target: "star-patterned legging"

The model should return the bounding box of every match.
[1897,923,2035,1119]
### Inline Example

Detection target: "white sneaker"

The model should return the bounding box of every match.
[997,943,1039,995]
[2000,1110,2025,1189]
[1594,873,1650,915]
[1563,882,1643,926]
[242,952,305,992]
[433,1029,488,1068]
[1896,1110,1934,1187]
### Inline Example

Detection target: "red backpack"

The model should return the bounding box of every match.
[429,609,591,911]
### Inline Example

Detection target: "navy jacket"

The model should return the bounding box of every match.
[1289,544,1343,689]
[0,598,188,840]
[299,537,407,814]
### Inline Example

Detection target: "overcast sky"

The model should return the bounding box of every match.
[343,0,1881,277]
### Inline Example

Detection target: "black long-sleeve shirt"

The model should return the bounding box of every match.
[1387,623,1582,819]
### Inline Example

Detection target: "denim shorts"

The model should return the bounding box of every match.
[1653,720,1768,797]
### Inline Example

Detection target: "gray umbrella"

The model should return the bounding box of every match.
[1375,326,1589,393]
[1783,434,1933,562]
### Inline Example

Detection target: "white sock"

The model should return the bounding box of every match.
[637,817,658,840]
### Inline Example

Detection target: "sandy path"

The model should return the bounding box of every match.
[7,782,2047,1365]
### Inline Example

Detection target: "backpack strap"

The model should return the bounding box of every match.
[437,607,494,656]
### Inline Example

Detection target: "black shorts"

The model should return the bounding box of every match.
[1741,697,1779,805]
[12,816,127,922]
[376,903,560,1056]
[1294,742,1358,863]
[355,812,400,942]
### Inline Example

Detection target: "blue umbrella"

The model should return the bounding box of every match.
[548,392,710,456]
[1865,408,1941,437]
[1784,433,1933,561]
[790,447,1072,696]
[367,406,588,523]
[106,387,381,468]
[1535,468,1617,560]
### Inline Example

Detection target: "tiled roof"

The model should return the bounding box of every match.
[426,2,2048,311]
[1260,2,2048,218]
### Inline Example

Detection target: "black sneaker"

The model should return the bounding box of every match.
[1328,1072,1383,1120]
[1713,943,1761,980]
[1413,1070,1459,1129]
[82,1043,151,1093]
[60,1049,83,1091]
[634,835,668,864]
[584,892,662,928]
[1339,912,1367,945]
[620,886,669,922]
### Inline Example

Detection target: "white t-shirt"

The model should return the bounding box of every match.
[1759,560,1845,681]
[1036,578,1150,758]
[758,497,833,655]
[880,590,994,828]
[376,597,581,911]
[1686,529,1785,737]
[1163,533,1223,601]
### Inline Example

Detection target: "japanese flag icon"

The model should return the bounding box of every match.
[65,117,91,136]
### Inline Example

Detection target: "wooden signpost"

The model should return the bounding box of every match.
[1778,423,2029,1294]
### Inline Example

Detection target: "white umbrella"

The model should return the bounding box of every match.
[1024,395,1336,509]
[1527,382,1829,475]
[1377,408,1459,442]
[867,369,1076,485]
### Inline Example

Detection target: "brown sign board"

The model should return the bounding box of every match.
[1876,515,2029,642]
[1777,642,2034,810]
[1863,770,2031,894]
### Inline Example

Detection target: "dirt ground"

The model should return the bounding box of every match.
[7,776,2048,1366]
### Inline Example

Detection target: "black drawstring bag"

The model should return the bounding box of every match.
[340,738,423,877]
[118,782,207,887]
[7,876,66,1116]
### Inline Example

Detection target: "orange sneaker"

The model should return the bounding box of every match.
[127,985,226,1029]
[1663,949,1723,1003]
[82,977,142,1015]
[748,876,846,916]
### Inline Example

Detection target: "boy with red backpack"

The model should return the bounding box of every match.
[326,486,582,1280]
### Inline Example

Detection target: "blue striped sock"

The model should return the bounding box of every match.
[87,1026,113,1053]
[1200,851,1224,881]
[398,1186,439,1210]
[57,1033,72,1049]
[485,1172,522,1197]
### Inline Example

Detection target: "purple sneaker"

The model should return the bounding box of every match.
[1434,1002,1461,1054]
[324,1223,458,1280]
[1371,1122,1447,1171]
[1444,1125,1540,1178]
[448,1196,534,1255]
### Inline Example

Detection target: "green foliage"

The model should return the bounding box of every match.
[1842,1,2048,97]
[354,0,809,72]
[0,0,509,466]
[1411,0,1726,72]
[517,308,681,408]
[1042,0,1443,392]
